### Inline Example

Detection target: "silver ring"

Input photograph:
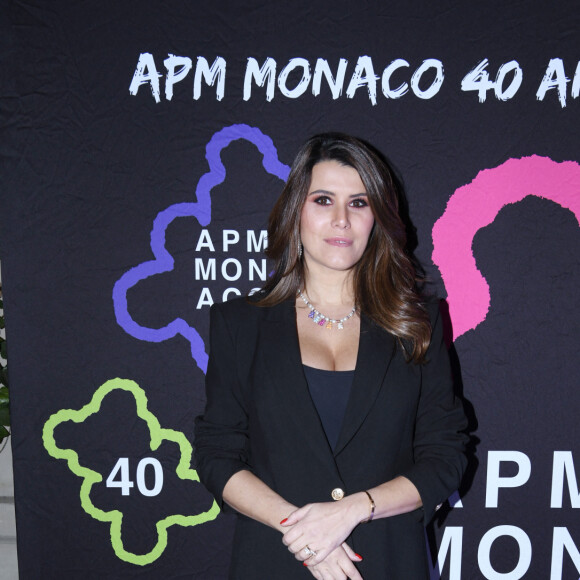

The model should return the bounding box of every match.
[303,546,317,558]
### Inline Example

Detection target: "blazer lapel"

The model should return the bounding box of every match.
[258,303,398,464]
[259,301,337,465]
[333,314,397,456]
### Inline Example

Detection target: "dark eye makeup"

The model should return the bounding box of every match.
[311,196,369,208]
[350,198,368,208]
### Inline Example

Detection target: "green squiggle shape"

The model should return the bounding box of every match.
[42,377,220,565]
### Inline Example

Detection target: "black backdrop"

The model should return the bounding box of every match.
[1,1,579,578]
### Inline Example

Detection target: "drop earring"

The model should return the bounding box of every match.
[298,240,303,259]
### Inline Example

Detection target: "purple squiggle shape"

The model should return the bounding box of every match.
[112,124,290,373]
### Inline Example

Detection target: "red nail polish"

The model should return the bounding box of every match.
[303,562,308,567]
[355,553,363,560]
[280,518,288,525]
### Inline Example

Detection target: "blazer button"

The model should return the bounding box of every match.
[331,488,344,501]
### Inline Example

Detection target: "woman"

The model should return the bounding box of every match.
[194,133,468,579]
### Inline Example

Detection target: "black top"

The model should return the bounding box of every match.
[303,365,354,450]
[194,298,468,580]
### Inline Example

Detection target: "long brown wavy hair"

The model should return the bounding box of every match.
[255,132,431,363]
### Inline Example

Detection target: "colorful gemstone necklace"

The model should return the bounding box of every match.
[297,289,356,330]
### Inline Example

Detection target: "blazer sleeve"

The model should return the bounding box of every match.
[399,302,468,524]
[194,302,252,510]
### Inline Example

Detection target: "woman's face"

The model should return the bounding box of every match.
[300,160,375,275]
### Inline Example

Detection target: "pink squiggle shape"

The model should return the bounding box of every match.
[432,155,580,341]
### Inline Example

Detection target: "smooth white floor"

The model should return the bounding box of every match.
[0,441,18,580]
[0,500,17,580]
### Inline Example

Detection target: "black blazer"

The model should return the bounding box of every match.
[194,297,468,579]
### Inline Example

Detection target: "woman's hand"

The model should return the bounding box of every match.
[280,494,367,565]
[305,543,363,580]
